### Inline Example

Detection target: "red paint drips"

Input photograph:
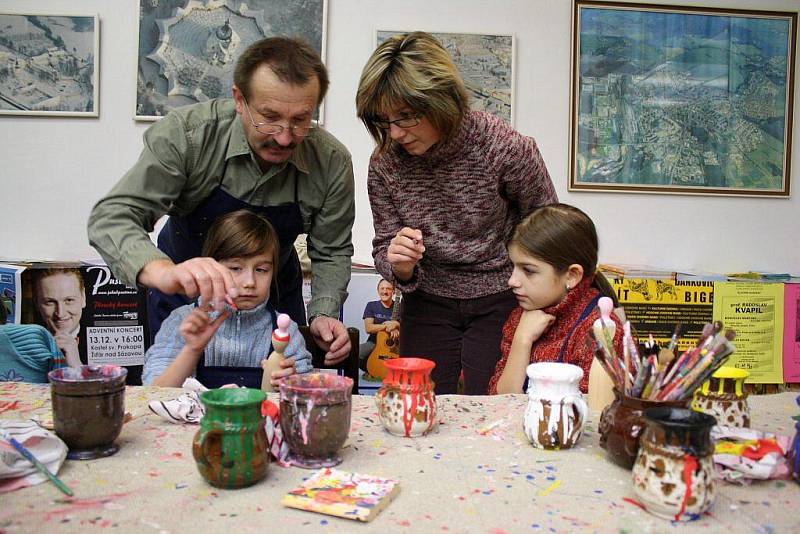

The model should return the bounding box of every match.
[676,454,698,521]
[381,358,435,437]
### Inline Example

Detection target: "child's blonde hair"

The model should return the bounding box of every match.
[510,203,617,305]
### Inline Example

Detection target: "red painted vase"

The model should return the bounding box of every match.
[375,357,437,437]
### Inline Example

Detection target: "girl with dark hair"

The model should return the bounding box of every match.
[143,210,311,388]
[488,204,623,394]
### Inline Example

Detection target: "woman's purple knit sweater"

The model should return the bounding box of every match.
[368,110,558,299]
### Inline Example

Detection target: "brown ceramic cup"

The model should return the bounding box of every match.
[48,365,127,460]
[279,373,353,468]
[598,389,688,469]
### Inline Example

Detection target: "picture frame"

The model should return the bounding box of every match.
[0,13,99,117]
[135,0,328,122]
[376,30,515,125]
[570,1,796,196]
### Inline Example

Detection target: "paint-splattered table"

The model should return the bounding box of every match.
[1,382,798,533]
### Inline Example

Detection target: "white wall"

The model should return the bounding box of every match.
[1,0,799,275]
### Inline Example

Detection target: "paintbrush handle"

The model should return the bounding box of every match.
[8,437,73,496]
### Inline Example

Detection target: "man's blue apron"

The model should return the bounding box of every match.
[148,174,306,343]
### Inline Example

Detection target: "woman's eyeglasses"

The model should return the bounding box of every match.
[373,113,422,130]
[243,96,315,137]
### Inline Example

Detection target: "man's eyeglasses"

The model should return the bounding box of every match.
[242,96,315,137]
[373,113,423,130]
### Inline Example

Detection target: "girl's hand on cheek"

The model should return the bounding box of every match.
[516,310,555,343]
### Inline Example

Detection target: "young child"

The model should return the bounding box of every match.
[488,204,623,395]
[143,210,312,388]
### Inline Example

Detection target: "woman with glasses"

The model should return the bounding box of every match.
[355,31,557,395]
[89,37,355,367]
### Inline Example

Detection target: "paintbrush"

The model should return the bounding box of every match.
[1,431,73,496]
[589,340,621,389]
[658,323,681,369]
[630,355,652,398]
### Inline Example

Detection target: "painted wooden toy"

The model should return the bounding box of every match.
[261,313,291,393]
[523,362,588,450]
[375,357,437,437]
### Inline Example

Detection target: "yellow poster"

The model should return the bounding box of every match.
[712,282,784,383]
[611,278,714,353]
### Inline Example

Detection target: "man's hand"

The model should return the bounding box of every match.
[138,257,239,310]
[387,227,424,282]
[53,332,81,368]
[310,316,351,365]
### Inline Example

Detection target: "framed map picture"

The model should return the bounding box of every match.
[135,0,327,121]
[377,30,515,125]
[0,13,99,117]
[570,1,796,196]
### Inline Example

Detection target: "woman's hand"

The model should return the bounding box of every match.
[388,227,424,282]
[179,306,229,353]
[515,310,555,344]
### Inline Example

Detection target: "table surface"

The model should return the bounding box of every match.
[1,383,798,533]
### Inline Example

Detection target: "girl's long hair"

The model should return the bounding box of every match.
[510,203,617,305]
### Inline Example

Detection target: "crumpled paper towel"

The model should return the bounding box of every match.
[712,425,791,483]
[0,420,68,493]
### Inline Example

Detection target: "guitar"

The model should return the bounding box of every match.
[365,290,402,380]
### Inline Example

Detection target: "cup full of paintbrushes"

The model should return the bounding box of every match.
[594,319,736,469]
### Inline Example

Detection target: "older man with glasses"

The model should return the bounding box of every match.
[89,37,355,365]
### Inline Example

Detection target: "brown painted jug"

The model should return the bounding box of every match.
[632,407,717,521]
[279,373,353,468]
[376,357,437,437]
[691,367,750,427]
[192,388,268,489]
[599,389,688,469]
[48,365,127,460]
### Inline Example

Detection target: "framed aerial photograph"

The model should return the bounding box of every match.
[0,13,99,117]
[377,30,515,125]
[136,0,327,121]
[570,1,796,196]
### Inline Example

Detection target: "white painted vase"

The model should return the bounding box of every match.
[523,362,588,450]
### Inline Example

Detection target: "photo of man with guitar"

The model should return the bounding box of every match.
[359,278,401,380]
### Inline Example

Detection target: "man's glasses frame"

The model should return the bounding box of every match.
[242,96,315,137]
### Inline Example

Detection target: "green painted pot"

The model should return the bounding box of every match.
[192,388,268,489]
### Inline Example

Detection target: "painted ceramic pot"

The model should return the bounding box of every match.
[192,388,268,489]
[522,362,588,450]
[279,373,353,468]
[691,367,750,428]
[789,395,800,484]
[48,365,127,460]
[599,389,689,469]
[632,408,717,521]
[375,357,437,437]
